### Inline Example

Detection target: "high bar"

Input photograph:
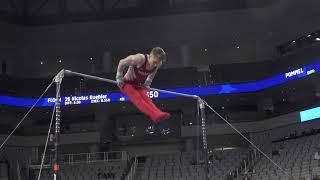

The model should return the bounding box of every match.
[64,70,199,99]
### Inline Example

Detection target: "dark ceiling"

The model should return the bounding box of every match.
[0,0,278,26]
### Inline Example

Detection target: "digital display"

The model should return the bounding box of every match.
[300,107,320,122]
[1,61,319,107]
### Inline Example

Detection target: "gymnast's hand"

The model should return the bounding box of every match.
[116,72,125,88]
[144,80,151,90]
[117,80,125,89]
[144,85,150,90]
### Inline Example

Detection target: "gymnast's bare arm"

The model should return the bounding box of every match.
[116,53,145,88]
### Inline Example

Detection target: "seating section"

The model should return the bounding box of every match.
[137,121,320,180]
[2,119,320,180]
[139,149,248,180]
[0,161,9,180]
[0,147,32,180]
[251,120,320,180]
[35,162,127,180]
[252,134,320,180]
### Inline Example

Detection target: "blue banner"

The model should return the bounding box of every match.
[1,61,319,107]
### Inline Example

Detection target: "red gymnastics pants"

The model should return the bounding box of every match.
[120,83,171,123]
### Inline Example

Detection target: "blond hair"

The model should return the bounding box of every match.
[151,47,166,62]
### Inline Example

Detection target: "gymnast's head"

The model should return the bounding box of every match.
[149,47,166,69]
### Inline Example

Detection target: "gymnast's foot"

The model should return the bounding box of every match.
[154,112,171,123]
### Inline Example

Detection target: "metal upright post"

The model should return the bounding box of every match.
[198,98,209,180]
[53,70,64,180]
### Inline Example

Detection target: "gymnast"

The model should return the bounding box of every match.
[116,47,171,122]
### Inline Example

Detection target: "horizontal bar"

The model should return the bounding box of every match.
[64,70,116,84]
[64,70,199,99]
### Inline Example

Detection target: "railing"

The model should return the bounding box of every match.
[235,149,262,179]
[125,157,137,180]
[29,151,128,169]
